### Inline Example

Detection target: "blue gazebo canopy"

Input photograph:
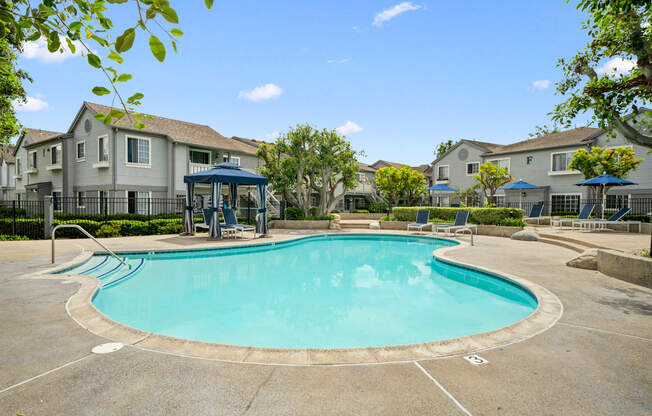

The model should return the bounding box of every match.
[501,180,541,190]
[184,162,268,185]
[426,184,457,192]
[575,174,636,187]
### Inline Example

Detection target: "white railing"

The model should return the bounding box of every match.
[52,224,130,267]
[189,162,213,174]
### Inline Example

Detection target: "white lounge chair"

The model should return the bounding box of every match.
[407,209,433,232]
[434,210,477,235]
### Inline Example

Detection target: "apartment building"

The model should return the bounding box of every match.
[431,114,651,213]
[11,102,261,211]
[0,146,16,200]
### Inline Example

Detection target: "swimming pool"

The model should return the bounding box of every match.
[62,234,537,349]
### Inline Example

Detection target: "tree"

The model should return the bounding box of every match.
[0,0,215,144]
[434,139,455,157]
[256,124,362,217]
[375,166,426,207]
[569,146,643,215]
[552,0,652,147]
[473,161,514,205]
[454,184,481,207]
[528,124,560,138]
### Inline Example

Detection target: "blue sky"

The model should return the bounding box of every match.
[15,1,597,165]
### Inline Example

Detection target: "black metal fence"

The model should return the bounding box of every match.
[0,195,259,239]
[0,200,45,239]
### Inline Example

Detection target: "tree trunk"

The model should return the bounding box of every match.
[614,120,652,147]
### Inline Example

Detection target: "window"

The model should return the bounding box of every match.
[126,137,150,165]
[128,191,149,214]
[493,195,505,207]
[437,165,449,180]
[51,144,61,164]
[230,156,240,166]
[52,191,62,212]
[98,136,109,162]
[28,151,37,169]
[15,158,21,174]
[77,191,86,208]
[223,155,229,163]
[189,149,210,164]
[551,194,581,214]
[466,162,479,175]
[551,151,574,172]
[77,141,85,160]
[487,158,509,171]
[606,194,628,211]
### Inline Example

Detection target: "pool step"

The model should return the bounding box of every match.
[340,220,376,229]
[102,258,146,289]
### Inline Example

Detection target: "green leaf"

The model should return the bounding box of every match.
[170,28,183,37]
[205,0,214,9]
[148,35,165,62]
[108,109,125,120]
[69,21,83,32]
[92,86,111,96]
[87,53,101,68]
[117,73,132,82]
[94,113,106,121]
[47,31,60,53]
[115,28,135,53]
[171,40,177,53]
[107,51,123,64]
[65,38,76,54]
[128,92,144,103]
[160,7,179,24]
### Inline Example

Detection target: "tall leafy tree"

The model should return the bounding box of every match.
[569,146,643,215]
[375,166,426,207]
[528,124,560,138]
[256,124,362,217]
[553,0,652,147]
[0,0,214,144]
[473,161,513,205]
[434,139,455,157]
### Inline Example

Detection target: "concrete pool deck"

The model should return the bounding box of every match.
[1,230,651,414]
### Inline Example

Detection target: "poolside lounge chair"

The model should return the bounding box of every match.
[224,208,256,239]
[407,209,433,232]
[198,208,236,238]
[434,210,477,235]
[524,203,547,225]
[583,208,641,232]
[550,204,594,229]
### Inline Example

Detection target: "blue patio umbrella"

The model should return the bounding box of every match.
[501,180,541,209]
[426,184,457,206]
[575,174,637,219]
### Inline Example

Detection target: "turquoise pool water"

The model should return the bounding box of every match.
[62,234,537,348]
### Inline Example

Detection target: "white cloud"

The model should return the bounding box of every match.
[263,131,280,140]
[352,25,360,31]
[13,96,49,112]
[22,37,84,63]
[596,57,636,76]
[336,121,363,135]
[327,58,350,64]
[238,83,283,102]
[532,79,551,90]
[373,2,422,27]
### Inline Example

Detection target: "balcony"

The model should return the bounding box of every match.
[93,161,110,169]
[190,162,213,174]
[436,177,449,184]
[13,174,22,180]
[46,163,62,171]
[24,167,38,174]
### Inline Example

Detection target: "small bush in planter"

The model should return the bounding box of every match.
[500,218,526,227]
[96,224,121,238]
[368,201,388,213]
[285,207,304,220]
[309,206,318,217]
[354,209,369,213]
[159,222,184,234]
[331,209,342,213]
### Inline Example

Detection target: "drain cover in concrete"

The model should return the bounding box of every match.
[92,342,124,354]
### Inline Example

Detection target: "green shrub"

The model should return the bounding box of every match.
[305,215,335,221]
[368,201,388,213]
[285,207,304,220]
[392,207,523,225]
[0,205,27,217]
[0,234,29,241]
[379,216,395,222]
[500,218,526,227]
[331,209,342,213]
[96,224,121,238]
[309,206,318,217]
[623,214,651,223]
[159,222,184,234]
[353,209,370,213]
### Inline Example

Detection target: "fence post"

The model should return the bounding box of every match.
[280,200,286,220]
[247,189,251,225]
[44,196,53,239]
[148,197,151,233]
[12,200,16,235]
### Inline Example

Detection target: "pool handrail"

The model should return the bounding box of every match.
[52,223,130,269]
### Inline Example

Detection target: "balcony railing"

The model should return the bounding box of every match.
[189,162,213,174]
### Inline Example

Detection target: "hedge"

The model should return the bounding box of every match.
[392,207,523,225]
